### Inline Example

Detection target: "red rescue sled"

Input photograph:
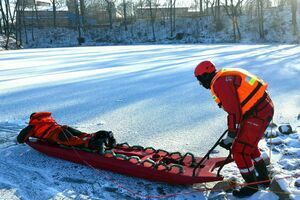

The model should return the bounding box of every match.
[26,140,232,185]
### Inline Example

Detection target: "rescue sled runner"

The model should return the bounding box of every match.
[27,139,232,185]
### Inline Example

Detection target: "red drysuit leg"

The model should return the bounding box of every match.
[232,97,274,174]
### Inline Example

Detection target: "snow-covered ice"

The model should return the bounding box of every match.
[0,44,300,199]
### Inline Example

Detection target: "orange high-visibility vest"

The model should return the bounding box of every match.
[28,112,62,139]
[210,68,268,115]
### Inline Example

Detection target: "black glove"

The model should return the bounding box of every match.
[219,139,232,150]
[17,125,33,143]
[219,133,235,150]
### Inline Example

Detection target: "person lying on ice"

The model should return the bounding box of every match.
[194,61,274,198]
[17,112,116,150]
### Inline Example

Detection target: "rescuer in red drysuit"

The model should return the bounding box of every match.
[17,112,116,150]
[194,61,274,198]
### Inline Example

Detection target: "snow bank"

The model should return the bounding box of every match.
[1,7,297,50]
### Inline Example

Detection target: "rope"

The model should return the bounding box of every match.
[224,175,300,195]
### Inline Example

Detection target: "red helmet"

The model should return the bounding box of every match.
[194,61,216,77]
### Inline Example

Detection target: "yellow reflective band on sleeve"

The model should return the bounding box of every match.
[213,95,217,100]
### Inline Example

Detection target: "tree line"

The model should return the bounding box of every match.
[0,0,298,49]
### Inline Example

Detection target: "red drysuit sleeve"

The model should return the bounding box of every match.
[213,75,242,134]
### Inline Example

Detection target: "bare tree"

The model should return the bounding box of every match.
[173,0,176,34]
[73,0,83,44]
[169,0,176,37]
[134,0,146,34]
[256,0,264,39]
[200,0,203,15]
[50,0,57,27]
[1,0,19,49]
[224,0,244,41]
[135,0,145,17]
[169,0,173,36]
[123,0,128,30]
[79,0,86,29]
[15,0,22,46]
[104,0,116,29]
[30,1,35,41]
[0,0,9,36]
[21,0,28,44]
[209,0,223,31]
[118,0,128,31]
[216,0,221,21]
[210,0,215,16]
[192,0,203,16]
[145,0,157,41]
[16,0,34,46]
[0,18,2,34]
[33,0,40,27]
[0,1,6,35]
[245,0,270,39]
[215,0,223,31]
[204,0,209,15]
[291,0,297,36]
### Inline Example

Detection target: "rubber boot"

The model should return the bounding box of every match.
[107,132,116,149]
[232,170,259,198]
[255,160,270,186]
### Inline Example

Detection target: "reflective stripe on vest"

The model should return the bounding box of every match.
[210,68,268,115]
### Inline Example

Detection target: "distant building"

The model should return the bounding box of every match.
[17,3,73,27]
[86,8,117,25]
[67,0,117,26]
[20,0,51,7]
[17,3,117,27]
[135,7,190,19]
[203,5,234,16]
[36,0,51,7]
[19,10,74,27]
